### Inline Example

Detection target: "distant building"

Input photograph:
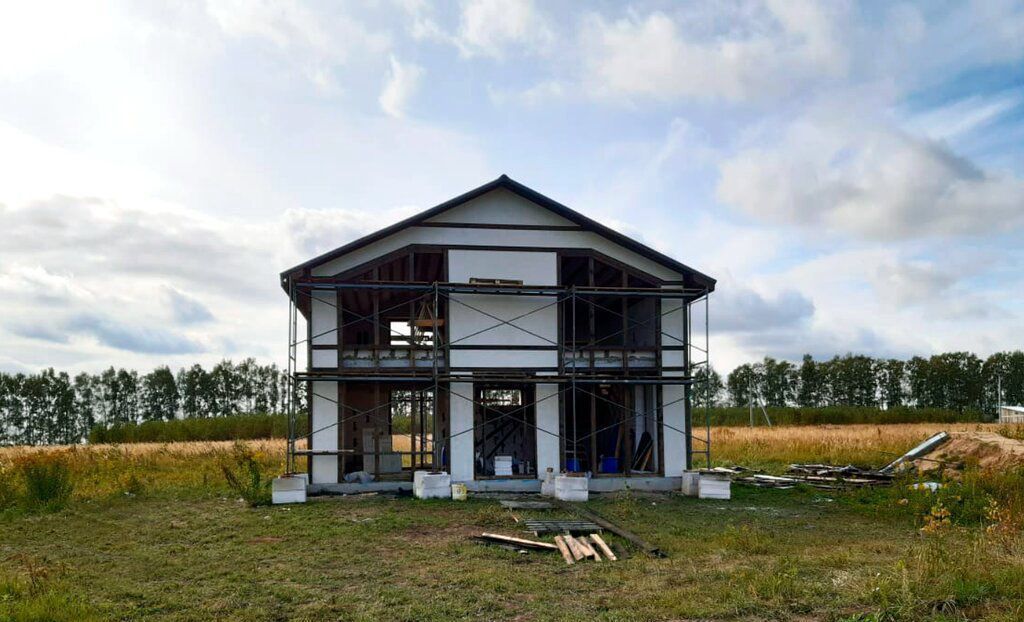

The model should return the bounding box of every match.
[999,405,1024,424]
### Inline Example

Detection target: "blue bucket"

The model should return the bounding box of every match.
[566,458,581,472]
[600,457,619,473]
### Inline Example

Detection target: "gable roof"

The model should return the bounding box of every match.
[280,174,715,291]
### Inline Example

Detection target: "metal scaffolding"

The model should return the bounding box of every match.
[283,278,712,480]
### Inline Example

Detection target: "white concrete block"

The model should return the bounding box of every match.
[681,471,700,497]
[272,473,308,504]
[555,474,589,502]
[414,471,452,499]
[540,468,556,497]
[698,473,731,500]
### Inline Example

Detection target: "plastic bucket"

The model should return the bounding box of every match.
[451,483,467,501]
[600,457,619,473]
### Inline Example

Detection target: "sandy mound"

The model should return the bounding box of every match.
[914,431,1024,476]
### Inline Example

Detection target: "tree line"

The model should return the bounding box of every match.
[693,351,1024,414]
[0,359,303,446]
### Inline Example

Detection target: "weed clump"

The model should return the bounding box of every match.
[220,442,272,507]
[17,455,74,512]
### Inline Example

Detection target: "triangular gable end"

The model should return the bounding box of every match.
[280,175,715,291]
[423,186,578,229]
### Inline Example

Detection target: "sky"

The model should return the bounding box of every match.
[0,0,1022,375]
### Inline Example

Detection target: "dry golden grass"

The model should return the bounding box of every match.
[2,423,1018,500]
[709,422,1008,469]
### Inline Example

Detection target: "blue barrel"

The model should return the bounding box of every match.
[566,458,581,472]
[600,457,619,473]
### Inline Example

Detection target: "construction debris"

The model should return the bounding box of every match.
[522,519,601,535]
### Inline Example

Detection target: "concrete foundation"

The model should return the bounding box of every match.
[308,475,683,496]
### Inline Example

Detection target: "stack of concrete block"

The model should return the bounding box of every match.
[554,474,589,502]
[413,471,451,499]
[494,455,514,477]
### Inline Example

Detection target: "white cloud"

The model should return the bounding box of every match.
[716,115,1024,240]
[205,0,390,90]
[454,0,552,58]
[580,2,849,102]
[905,92,1022,142]
[379,56,425,118]
[872,261,955,308]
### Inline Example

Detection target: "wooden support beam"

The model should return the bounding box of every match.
[479,533,558,551]
[590,534,617,561]
[553,536,575,565]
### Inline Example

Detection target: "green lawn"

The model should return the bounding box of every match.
[3,486,1022,621]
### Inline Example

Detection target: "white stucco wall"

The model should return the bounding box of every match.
[535,383,560,478]
[447,250,558,369]
[662,385,686,477]
[449,382,474,482]
[310,381,338,484]
[426,188,576,227]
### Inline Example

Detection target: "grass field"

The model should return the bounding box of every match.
[1,424,1023,621]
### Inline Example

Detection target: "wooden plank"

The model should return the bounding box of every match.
[563,535,586,561]
[499,500,554,510]
[478,533,558,551]
[590,534,617,561]
[553,535,575,565]
[577,536,600,561]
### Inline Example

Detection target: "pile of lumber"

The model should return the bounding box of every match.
[474,532,618,564]
[554,533,617,565]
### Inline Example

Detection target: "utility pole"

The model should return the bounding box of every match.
[748,374,754,427]
[997,375,1003,422]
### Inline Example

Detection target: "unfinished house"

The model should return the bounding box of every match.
[280,175,715,493]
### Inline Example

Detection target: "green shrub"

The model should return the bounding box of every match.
[704,406,980,427]
[18,456,73,512]
[89,412,308,444]
[220,443,272,507]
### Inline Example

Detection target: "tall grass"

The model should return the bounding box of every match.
[706,406,982,427]
[0,440,289,503]
[859,531,1024,621]
[18,456,74,512]
[89,413,307,444]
